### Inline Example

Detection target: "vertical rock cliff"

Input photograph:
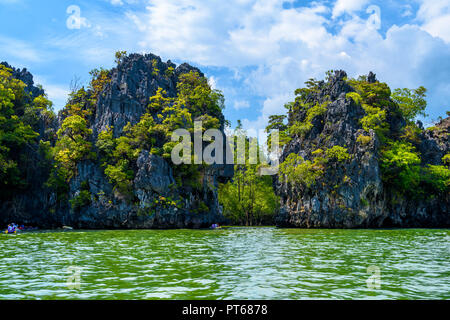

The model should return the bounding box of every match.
[274,71,449,228]
[0,62,58,227]
[1,54,233,229]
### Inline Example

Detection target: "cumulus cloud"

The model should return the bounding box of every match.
[417,0,450,43]
[99,0,449,131]
[6,0,449,131]
[332,0,369,18]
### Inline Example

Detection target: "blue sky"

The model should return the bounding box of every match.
[1,0,449,133]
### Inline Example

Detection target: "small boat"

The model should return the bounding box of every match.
[4,224,20,234]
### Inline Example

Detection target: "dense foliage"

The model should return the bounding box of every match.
[94,70,224,202]
[347,77,449,198]
[49,52,226,213]
[219,122,279,225]
[0,64,54,198]
[272,71,449,199]
[48,84,98,201]
[279,146,351,189]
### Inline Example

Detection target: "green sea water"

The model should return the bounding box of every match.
[0,227,449,300]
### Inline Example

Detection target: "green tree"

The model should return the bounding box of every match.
[115,51,127,64]
[52,115,94,183]
[279,153,325,189]
[392,86,428,121]
[89,68,111,102]
[219,126,279,226]
[0,64,53,195]
[380,141,421,196]
[94,70,225,199]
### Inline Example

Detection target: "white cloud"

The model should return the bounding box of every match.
[34,77,70,110]
[208,76,217,90]
[109,0,139,5]
[332,0,369,18]
[100,0,448,133]
[401,4,413,18]
[7,0,449,134]
[417,0,450,43]
[233,100,250,110]
[0,35,42,63]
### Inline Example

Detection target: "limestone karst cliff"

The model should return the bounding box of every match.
[0,54,233,229]
[273,71,449,228]
[1,60,448,229]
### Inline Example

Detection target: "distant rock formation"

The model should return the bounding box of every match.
[0,54,233,229]
[1,61,45,98]
[275,70,449,228]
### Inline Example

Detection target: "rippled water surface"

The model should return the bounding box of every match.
[0,227,449,299]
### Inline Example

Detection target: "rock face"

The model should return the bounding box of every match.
[93,55,198,138]
[1,62,45,98]
[0,62,59,228]
[0,54,233,229]
[275,71,449,228]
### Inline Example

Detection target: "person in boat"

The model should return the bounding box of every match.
[6,224,16,234]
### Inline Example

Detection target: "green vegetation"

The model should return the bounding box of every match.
[356,134,371,146]
[219,123,279,226]
[271,71,449,200]
[380,141,449,197]
[48,60,114,201]
[152,59,160,76]
[290,102,329,137]
[443,154,450,166]
[380,141,421,196]
[165,66,175,77]
[265,114,290,149]
[391,86,428,122]
[421,165,450,195]
[89,68,111,102]
[48,87,96,199]
[96,126,140,198]
[279,146,350,189]
[267,79,331,144]
[347,77,395,141]
[114,51,127,64]
[279,153,325,188]
[0,64,54,198]
[69,181,92,211]
[346,76,449,198]
[95,71,223,197]
[325,146,351,162]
